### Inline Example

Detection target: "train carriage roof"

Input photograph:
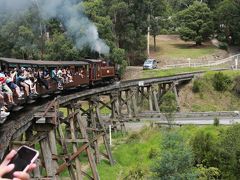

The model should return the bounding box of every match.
[0,58,89,66]
[82,59,102,63]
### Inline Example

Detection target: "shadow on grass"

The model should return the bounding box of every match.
[171,43,214,50]
[150,45,161,52]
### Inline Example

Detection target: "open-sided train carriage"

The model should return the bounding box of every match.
[0,57,89,92]
[0,57,117,118]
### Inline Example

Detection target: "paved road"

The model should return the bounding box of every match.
[141,116,240,125]
[124,116,240,132]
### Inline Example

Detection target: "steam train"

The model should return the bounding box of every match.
[0,57,118,121]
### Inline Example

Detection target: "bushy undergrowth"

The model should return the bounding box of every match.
[98,125,240,180]
[192,78,203,93]
[213,117,220,126]
[233,75,240,95]
[151,131,197,179]
[212,72,232,92]
[97,127,161,179]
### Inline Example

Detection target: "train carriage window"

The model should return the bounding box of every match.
[9,64,17,68]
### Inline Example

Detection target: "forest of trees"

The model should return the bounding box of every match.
[0,0,240,72]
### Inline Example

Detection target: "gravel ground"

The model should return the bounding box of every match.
[122,66,143,80]
[125,121,151,132]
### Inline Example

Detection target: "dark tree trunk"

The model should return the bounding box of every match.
[154,35,157,52]
[196,41,202,46]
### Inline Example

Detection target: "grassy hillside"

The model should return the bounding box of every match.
[179,71,240,112]
[97,128,162,179]
[141,69,240,112]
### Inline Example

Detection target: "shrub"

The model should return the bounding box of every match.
[197,164,221,179]
[160,92,178,127]
[233,75,240,95]
[126,132,141,143]
[212,72,232,92]
[192,79,202,93]
[213,117,220,126]
[148,147,159,159]
[151,132,197,179]
[190,130,219,167]
[125,165,148,180]
[219,124,240,178]
[218,42,228,50]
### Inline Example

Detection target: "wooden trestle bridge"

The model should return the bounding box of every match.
[0,73,194,179]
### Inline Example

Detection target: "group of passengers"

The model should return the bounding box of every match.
[0,67,76,118]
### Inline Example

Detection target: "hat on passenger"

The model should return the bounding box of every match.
[0,73,5,82]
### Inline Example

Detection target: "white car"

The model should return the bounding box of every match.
[143,59,158,70]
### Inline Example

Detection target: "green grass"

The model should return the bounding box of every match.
[204,70,240,79]
[143,67,240,79]
[143,67,210,78]
[181,70,240,112]
[177,125,227,142]
[100,106,111,115]
[97,127,162,179]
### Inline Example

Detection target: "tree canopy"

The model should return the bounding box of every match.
[177,2,214,45]
[0,0,240,68]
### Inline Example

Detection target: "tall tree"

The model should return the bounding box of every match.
[168,0,222,11]
[147,0,168,51]
[83,0,127,73]
[177,1,214,45]
[44,33,79,61]
[214,0,240,45]
[219,124,240,178]
[0,5,42,59]
[102,0,150,65]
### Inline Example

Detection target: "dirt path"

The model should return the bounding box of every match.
[122,66,143,80]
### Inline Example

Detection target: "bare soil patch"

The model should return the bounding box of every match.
[122,66,143,80]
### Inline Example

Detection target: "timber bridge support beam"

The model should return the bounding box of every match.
[0,74,194,179]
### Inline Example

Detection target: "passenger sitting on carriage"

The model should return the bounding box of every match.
[0,71,16,105]
[0,83,10,118]
[43,68,50,88]
[5,71,23,99]
[57,68,64,87]
[51,68,63,89]
[62,68,67,83]
[78,68,84,78]
[37,68,49,90]
[66,68,73,83]
[24,68,38,95]
[16,70,30,97]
